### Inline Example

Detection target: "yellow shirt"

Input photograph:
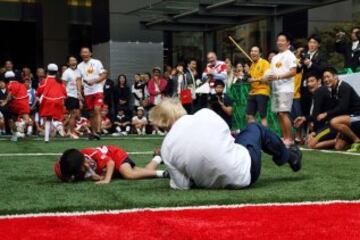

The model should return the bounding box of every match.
[249,58,270,96]
[294,58,302,99]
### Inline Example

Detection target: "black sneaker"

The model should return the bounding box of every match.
[162,169,170,179]
[288,144,302,172]
[88,132,101,141]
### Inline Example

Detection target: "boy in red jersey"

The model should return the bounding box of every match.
[0,71,31,141]
[55,145,167,184]
[37,64,67,142]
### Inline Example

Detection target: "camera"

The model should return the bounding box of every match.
[300,51,310,65]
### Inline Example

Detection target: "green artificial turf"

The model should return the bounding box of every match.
[0,137,359,215]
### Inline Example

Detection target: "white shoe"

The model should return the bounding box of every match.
[112,132,121,137]
[16,132,25,138]
[121,132,128,136]
[11,134,18,142]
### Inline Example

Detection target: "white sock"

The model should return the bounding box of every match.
[152,155,162,164]
[27,125,33,135]
[156,170,164,178]
[44,120,51,142]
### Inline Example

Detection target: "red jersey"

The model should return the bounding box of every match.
[37,76,67,100]
[54,145,129,181]
[37,76,67,120]
[7,81,30,115]
[80,145,129,178]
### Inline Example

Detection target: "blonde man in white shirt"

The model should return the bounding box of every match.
[267,33,297,147]
[149,98,302,190]
[78,47,107,140]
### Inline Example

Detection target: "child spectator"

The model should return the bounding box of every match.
[112,108,131,136]
[132,107,148,135]
[0,111,4,134]
[74,116,91,137]
[37,64,67,142]
[0,71,32,141]
[24,78,37,136]
[100,105,112,135]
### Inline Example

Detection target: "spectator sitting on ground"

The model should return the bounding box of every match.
[101,105,112,135]
[317,67,360,151]
[112,108,131,136]
[74,116,91,137]
[209,80,233,128]
[132,107,148,135]
[294,72,337,149]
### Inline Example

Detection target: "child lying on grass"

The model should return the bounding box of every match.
[55,145,167,184]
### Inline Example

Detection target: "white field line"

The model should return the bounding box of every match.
[300,147,360,156]
[0,136,163,141]
[0,199,360,220]
[1,148,359,158]
[0,151,153,157]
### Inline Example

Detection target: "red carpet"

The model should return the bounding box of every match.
[1,202,360,240]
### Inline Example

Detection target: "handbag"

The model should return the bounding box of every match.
[179,74,193,105]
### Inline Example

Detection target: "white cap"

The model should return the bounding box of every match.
[47,63,58,72]
[4,71,15,79]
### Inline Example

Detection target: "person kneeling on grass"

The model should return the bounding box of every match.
[55,145,167,184]
[149,98,302,190]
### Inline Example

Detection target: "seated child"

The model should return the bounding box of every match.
[113,108,131,136]
[100,106,112,135]
[74,116,91,137]
[55,145,167,184]
[132,107,148,135]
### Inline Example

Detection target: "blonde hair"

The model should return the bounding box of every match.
[149,98,187,130]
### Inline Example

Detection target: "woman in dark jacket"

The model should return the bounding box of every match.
[114,74,131,112]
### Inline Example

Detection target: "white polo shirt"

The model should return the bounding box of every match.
[270,49,297,93]
[161,108,251,190]
[61,68,81,98]
[78,58,104,96]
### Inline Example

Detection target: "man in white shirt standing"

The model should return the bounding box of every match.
[267,33,297,147]
[77,47,106,140]
[149,98,302,190]
[61,55,82,139]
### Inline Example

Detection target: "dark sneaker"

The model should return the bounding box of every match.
[162,169,170,179]
[88,132,101,141]
[288,144,302,172]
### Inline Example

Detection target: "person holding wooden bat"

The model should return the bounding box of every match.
[246,46,271,127]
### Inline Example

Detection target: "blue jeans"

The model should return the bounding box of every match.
[235,123,290,185]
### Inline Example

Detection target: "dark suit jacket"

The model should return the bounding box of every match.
[335,40,360,71]
[302,50,328,77]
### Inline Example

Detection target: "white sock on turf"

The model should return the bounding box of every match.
[44,120,51,142]
[152,155,162,164]
[156,170,164,178]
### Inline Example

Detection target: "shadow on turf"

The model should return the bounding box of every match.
[251,175,310,189]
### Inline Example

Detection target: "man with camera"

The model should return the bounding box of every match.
[299,34,327,116]
[208,80,233,128]
[335,27,360,72]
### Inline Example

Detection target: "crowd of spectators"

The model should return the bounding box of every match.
[1,27,360,152]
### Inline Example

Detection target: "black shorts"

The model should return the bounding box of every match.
[65,97,80,111]
[122,157,136,168]
[314,125,337,142]
[246,95,269,118]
